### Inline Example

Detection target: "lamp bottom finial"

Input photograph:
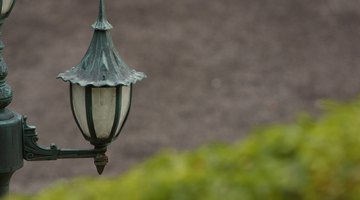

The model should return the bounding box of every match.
[94,153,108,175]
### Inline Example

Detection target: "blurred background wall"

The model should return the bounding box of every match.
[4,0,360,193]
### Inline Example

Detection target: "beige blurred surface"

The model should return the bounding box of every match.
[3,0,360,193]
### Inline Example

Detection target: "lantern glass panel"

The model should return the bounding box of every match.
[1,0,13,15]
[115,86,131,134]
[71,84,132,140]
[72,84,90,137]
[92,87,117,139]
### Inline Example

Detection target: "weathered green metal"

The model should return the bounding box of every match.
[0,111,23,172]
[0,172,13,196]
[0,35,12,109]
[58,0,146,173]
[0,0,116,196]
[0,0,20,197]
[57,0,146,87]
[23,117,108,172]
[0,0,16,110]
[0,0,147,197]
[0,111,23,197]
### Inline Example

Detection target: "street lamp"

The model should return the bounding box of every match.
[0,0,146,196]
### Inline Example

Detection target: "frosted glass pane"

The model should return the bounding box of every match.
[116,86,131,134]
[72,84,90,137]
[92,87,116,139]
[1,0,13,14]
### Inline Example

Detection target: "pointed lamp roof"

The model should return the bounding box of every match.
[57,0,146,87]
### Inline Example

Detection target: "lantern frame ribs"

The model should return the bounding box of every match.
[70,84,134,147]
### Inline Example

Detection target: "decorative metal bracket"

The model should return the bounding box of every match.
[22,117,109,174]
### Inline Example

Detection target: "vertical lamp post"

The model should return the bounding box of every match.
[0,0,146,196]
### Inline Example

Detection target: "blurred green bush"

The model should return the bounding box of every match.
[7,98,360,200]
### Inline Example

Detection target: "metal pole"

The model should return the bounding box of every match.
[0,172,12,197]
[0,110,24,197]
[0,8,24,195]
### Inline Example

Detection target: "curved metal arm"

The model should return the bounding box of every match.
[22,117,108,174]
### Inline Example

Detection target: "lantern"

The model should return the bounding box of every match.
[58,0,146,153]
[0,0,148,195]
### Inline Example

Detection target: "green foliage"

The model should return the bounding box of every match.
[8,98,360,200]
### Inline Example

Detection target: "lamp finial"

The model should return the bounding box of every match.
[92,0,113,30]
